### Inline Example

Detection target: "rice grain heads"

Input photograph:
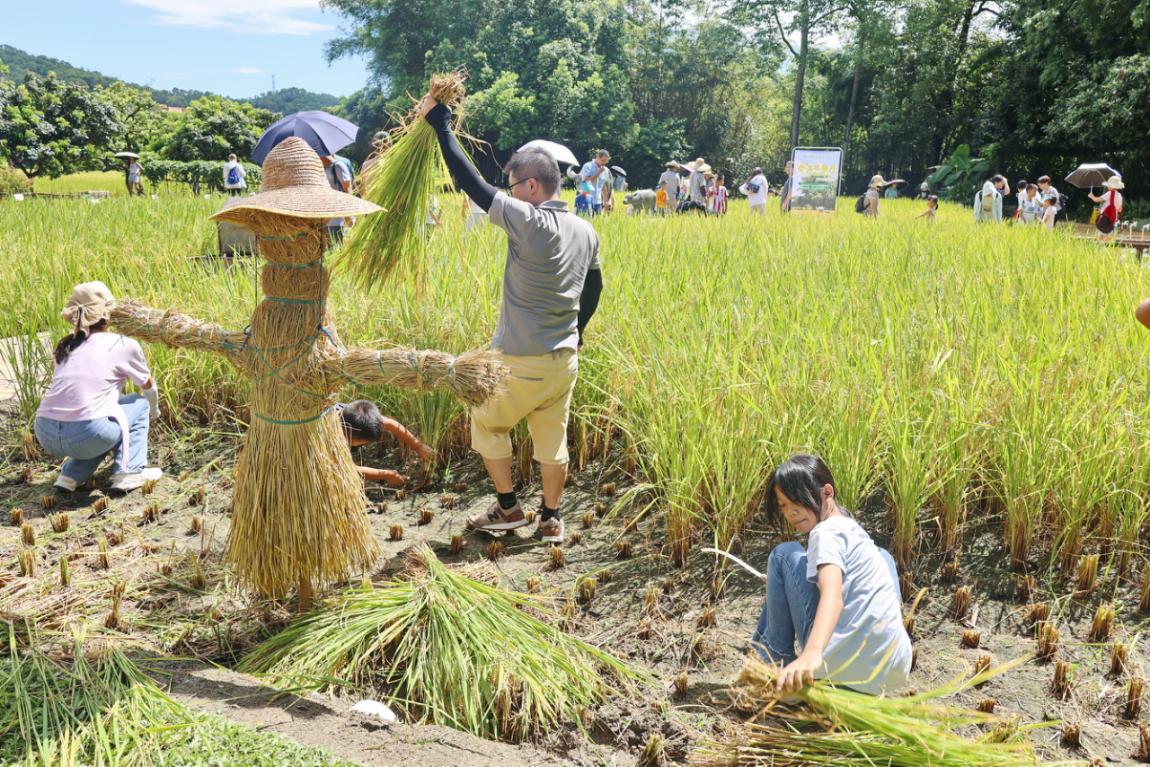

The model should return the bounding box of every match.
[341,72,467,290]
[240,545,644,741]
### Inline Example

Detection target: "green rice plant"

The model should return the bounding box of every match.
[8,195,1150,574]
[340,72,466,290]
[0,628,359,766]
[239,546,645,741]
[695,654,1045,766]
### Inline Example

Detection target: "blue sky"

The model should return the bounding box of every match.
[3,0,370,98]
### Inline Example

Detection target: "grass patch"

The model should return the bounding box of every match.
[0,629,358,766]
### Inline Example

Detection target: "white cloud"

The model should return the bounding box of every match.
[124,0,331,35]
[233,67,264,75]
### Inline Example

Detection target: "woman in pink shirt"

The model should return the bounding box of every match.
[34,282,163,493]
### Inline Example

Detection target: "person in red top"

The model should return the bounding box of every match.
[1088,176,1124,236]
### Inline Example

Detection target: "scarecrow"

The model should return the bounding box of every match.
[110,137,506,604]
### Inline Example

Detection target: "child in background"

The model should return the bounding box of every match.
[753,454,912,695]
[1019,183,1042,224]
[1041,196,1058,230]
[915,195,938,221]
[655,187,669,216]
[575,179,594,217]
[1012,180,1028,221]
[709,174,729,215]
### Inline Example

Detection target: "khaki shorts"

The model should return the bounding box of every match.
[471,350,578,465]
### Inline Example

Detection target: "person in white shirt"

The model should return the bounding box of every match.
[1041,196,1059,230]
[753,454,912,696]
[223,153,247,196]
[739,167,769,215]
[658,162,681,213]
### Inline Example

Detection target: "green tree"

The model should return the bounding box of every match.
[97,81,173,153]
[162,96,276,162]
[0,72,119,178]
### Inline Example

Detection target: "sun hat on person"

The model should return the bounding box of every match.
[1104,176,1125,190]
[211,137,382,225]
[869,174,887,189]
[685,158,712,174]
[61,281,115,334]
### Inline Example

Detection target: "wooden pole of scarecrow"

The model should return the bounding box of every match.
[110,138,506,605]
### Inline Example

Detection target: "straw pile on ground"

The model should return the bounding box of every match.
[240,546,645,741]
[691,655,1045,766]
[110,215,505,603]
[340,72,468,290]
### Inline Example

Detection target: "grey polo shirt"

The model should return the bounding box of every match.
[487,192,600,357]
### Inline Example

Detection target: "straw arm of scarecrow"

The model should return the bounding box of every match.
[110,300,249,358]
[327,346,508,408]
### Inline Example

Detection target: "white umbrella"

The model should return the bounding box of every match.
[518,140,579,168]
[610,165,627,178]
[114,151,140,159]
[1065,163,1119,189]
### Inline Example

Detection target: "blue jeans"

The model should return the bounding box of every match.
[34,394,150,481]
[752,541,900,665]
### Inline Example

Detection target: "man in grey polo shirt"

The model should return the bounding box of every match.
[421,94,603,544]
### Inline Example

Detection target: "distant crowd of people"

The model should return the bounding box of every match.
[575,156,796,218]
[970,173,1125,234]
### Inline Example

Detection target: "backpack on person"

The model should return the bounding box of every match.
[226,164,241,186]
[980,191,995,214]
[1096,190,1118,234]
[855,194,867,213]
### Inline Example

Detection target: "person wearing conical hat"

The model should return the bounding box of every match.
[35,281,163,494]
[863,174,885,217]
[684,158,711,211]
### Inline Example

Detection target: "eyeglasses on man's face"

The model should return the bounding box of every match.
[506,177,536,193]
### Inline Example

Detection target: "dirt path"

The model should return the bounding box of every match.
[156,661,577,767]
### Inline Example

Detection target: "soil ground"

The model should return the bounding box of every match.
[2,397,1148,765]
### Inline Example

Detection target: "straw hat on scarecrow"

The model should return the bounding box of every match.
[110,136,506,605]
[214,137,381,225]
[869,174,888,189]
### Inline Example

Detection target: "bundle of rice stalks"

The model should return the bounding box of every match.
[239,546,644,741]
[0,633,189,765]
[340,72,467,290]
[695,655,1043,767]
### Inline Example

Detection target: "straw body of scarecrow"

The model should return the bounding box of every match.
[111,137,506,604]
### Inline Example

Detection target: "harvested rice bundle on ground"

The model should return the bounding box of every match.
[0,635,186,765]
[341,72,468,290]
[240,546,645,741]
[692,654,1043,767]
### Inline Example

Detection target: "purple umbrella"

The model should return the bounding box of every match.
[252,111,359,165]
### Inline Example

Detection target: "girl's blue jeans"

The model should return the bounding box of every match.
[752,541,900,665]
[34,394,150,481]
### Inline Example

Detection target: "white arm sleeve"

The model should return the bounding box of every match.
[142,384,160,419]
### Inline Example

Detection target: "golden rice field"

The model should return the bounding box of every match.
[2,192,1150,586]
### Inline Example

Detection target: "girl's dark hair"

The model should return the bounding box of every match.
[927,195,939,205]
[54,319,106,365]
[764,453,836,526]
[340,399,384,441]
